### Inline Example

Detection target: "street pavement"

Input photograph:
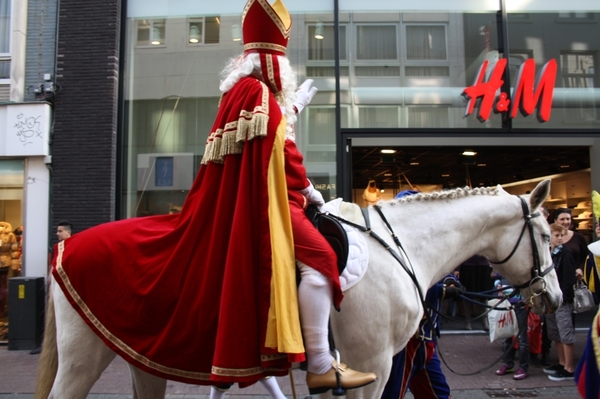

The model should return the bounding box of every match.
[0,329,587,399]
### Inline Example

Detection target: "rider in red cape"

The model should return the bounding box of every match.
[52,0,376,394]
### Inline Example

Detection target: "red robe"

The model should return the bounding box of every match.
[52,76,340,386]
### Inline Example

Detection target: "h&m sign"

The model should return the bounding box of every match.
[462,58,557,123]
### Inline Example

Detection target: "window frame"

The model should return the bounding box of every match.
[403,23,449,63]
[187,16,221,46]
[354,23,399,62]
[0,0,12,57]
[135,18,167,48]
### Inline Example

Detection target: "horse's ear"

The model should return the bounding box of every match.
[529,179,551,210]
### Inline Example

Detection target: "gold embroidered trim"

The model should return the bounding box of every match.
[242,0,291,40]
[202,81,270,164]
[244,42,287,55]
[54,238,291,383]
[54,242,213,381]
[212,364,289,377]
[265,54,275,86]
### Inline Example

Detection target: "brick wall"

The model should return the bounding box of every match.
[51,1,122,236]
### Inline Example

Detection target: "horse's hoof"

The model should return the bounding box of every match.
[306,361,377,395]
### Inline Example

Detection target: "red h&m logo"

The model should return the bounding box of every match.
[462,58,557,123]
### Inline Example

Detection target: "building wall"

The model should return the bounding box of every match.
[51,0,122,234]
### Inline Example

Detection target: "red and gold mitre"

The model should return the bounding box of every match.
[242,0,291,56]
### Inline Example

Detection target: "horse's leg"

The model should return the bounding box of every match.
[48,282,116,399]
[342,349,393,399]
[130,365,167,399]
[34,280,58,399]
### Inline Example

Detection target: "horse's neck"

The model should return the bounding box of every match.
[379,195,514,289]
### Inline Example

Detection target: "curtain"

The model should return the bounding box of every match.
[406,25,446,60]
[308,107,336,145]
[309,25,345,61]
[358,107,399,128]
[356,25,397,60]
[408,107,448,128]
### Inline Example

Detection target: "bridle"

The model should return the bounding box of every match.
[488,197,555,307]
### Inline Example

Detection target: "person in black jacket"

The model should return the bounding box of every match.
[543,223,577,381]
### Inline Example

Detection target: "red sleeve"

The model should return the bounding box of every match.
[284,140,309,191]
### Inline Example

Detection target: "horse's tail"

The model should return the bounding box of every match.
[34,281,58,399]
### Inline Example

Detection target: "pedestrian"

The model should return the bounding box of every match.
[30,220,74,355]
[56,220,73,242]
[543,223,577,381]
[494,276,530,380]
[381,274,465,399]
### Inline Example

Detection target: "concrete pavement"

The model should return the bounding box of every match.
[0,330,586,398]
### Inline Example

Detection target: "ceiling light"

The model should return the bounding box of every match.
[381,149,396,154]
[384,173,392,177]
[231,24,242,42]
[442,174,450,177]
[410,162,419,165]
[477,163,487,167]
[462,151,477,156]
[189,24,200,43]
[315,22,324,40]
[560,165,570,168]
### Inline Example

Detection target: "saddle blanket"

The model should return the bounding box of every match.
[320,198,369,291]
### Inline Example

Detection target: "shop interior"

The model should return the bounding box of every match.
[352,146,591,221]
[351,145,596,330]
[0,162,24,343]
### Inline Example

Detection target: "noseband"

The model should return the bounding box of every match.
[489,197,555,304]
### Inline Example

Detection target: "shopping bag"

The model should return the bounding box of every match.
[527,312,542,354]
[487,299,519,342]
[573,280,595,314]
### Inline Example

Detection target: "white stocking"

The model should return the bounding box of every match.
[259,376,287,399]
[297,261,334,375]
[209,386,227,399]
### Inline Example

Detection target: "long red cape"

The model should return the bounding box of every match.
[52,77,305,386]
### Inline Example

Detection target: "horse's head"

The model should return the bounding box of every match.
[489,179,562,315]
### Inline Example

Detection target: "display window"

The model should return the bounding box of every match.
[121,1,599,211]
[0,159,24,342]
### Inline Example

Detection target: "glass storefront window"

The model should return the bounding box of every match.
[338,3,503,129]
[122,3,337,217]
[0,159,24,328]
[0,0,10,55]
[505,3,600,129]
[121,1,600,215]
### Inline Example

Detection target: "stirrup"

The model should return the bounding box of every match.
[331,350,346,396]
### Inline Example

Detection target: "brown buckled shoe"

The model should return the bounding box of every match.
[306,359,377,396]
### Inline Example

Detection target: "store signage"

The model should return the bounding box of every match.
[1,103,51,156]
[462,58,557,123]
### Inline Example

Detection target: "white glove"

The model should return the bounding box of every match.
[293,79,318,114]
[300,180,324,208]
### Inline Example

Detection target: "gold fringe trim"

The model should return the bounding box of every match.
[202,82,270,165]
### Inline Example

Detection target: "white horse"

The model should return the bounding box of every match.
[34,180,562,399]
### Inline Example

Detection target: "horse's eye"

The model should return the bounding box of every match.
[542,234,550,243]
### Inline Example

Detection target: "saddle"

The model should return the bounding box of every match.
[305,204,349,275]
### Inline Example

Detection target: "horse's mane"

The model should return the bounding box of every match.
[388,186,500,205]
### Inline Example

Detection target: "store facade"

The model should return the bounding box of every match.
[0,0,54,336]
[120,0,600,222]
